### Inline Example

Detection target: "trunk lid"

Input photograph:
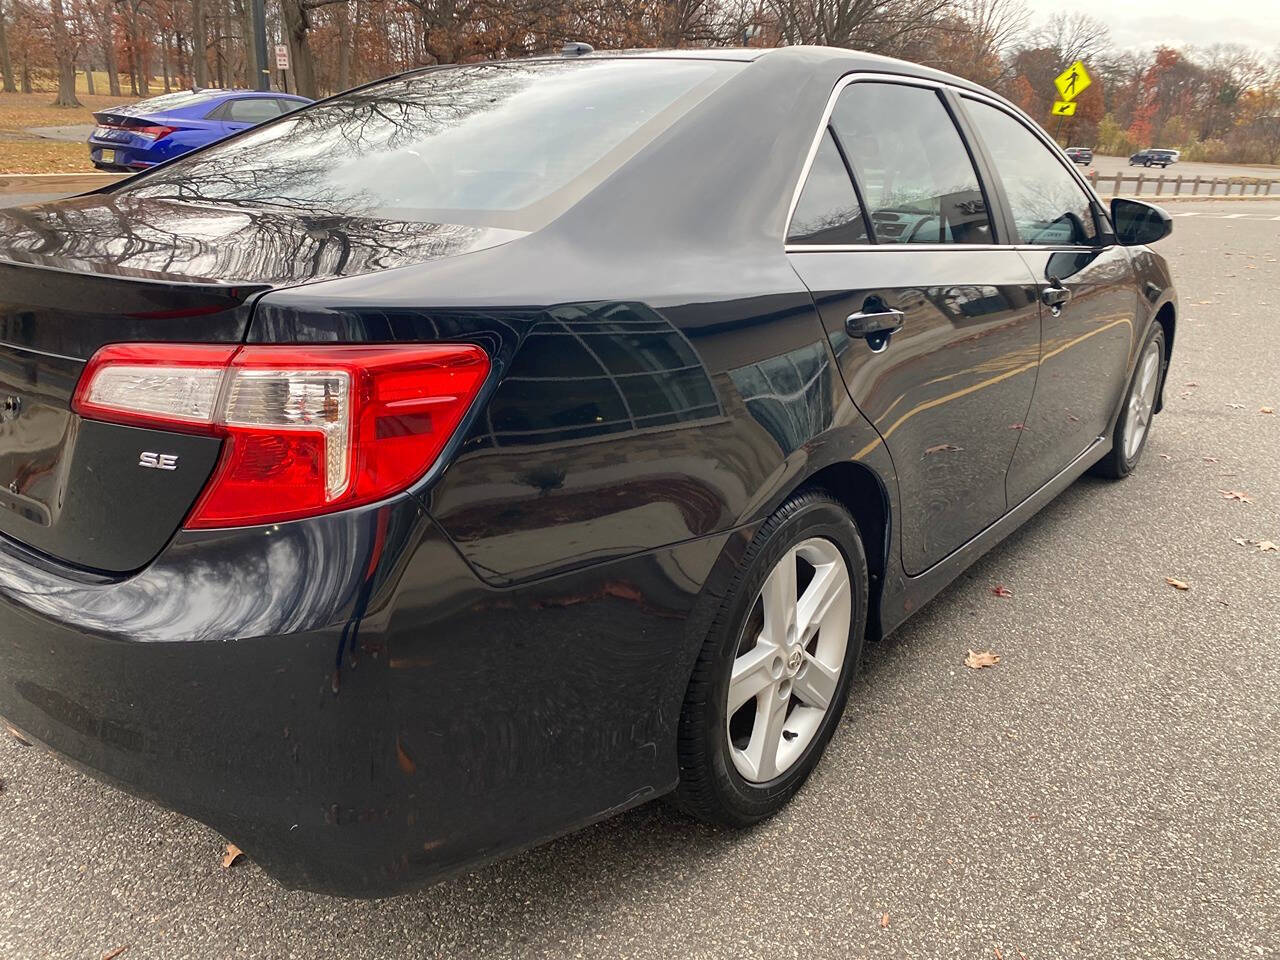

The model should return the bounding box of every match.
[0,192,519,573]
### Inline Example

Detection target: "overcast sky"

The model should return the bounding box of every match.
[1021,0,1280,55]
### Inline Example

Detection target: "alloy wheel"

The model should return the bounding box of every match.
[1123,340,1162,460]
[725,537,851,783]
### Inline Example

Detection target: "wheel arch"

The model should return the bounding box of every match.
[796,461,892,642]
[1152,299,1176,413]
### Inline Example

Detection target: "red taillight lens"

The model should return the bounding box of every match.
[134,124,177,141]
[72,342,491,528]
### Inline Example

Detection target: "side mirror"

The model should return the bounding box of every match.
[1111,198,1172,246]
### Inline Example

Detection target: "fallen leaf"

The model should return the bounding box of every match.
[1008,422,1025,431]
[995,949,1005,960]
[221,844,244,869]
[924,443,963,455]
[1158,453,1172,460]
[1258,540,1278,552]
[1261,407,1275,415]
[102,948,129,960]
[4,724,30,746]
[1165,577,1190,591]
[1184,381,1199,387]
[1202,456,1219,463]
[1232,537,1248,546]
[991,584,1013,598]
[965,649,1001,669]
[880,912,890,929]
[1220,490,1254,504]
[1226,403,1245,409]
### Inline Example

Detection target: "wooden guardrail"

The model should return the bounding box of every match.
[1086,170,1278,198]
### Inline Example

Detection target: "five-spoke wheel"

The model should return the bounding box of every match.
[674,490,867,826]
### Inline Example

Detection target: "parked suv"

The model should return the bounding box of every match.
[1129,148,1177,168]
[1065,146,1092,165]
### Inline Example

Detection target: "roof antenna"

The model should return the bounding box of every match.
[561,42,594,56]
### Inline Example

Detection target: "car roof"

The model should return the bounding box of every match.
[404,45,1007,101]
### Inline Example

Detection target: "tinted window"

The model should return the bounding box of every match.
[830,83,992,245]
[123,60,739,230]
[224,98,286,123]
[787,129,868,245]
[130,90,221,114]
[963,98,1098,246]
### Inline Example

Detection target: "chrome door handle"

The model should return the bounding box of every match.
[1041,284,1073,312]
[846,299,905,352]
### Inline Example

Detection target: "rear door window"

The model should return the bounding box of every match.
[962,98,1099,246]
[223,98,287,124]
[829,82,993,245]
[787,129,869,245]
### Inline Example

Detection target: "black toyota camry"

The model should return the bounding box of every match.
[0,45,1176,897]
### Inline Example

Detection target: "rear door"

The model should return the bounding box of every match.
[787,78,1042,575]
[958,95,1140,506]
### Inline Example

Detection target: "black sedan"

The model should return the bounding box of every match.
[0,46,1176,897]
[1130,148,1177,167]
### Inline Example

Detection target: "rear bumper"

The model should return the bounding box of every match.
[0,495,736,896]
[87,139,160,170]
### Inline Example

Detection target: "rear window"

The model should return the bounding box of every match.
[126,90,221,114]
[121,60,739,230]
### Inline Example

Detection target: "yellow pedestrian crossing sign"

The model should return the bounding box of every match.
[1054,60,1091,102]
[1051,101,1077,117]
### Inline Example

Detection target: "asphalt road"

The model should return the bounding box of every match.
[1,202,1278,959]
[1077,154,1279,184]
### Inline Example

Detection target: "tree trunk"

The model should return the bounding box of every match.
[0,0,17,94]
[50,0,83,107]
[236,0,260,89]
[99,5,121,97]
[336,0,352,92]
[280,0,317,99]
[161,33,171,91]
[84,61,96,94]
[192,0,208,87]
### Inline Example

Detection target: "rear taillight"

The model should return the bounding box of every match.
[134,124,177,141]
[73,342,490,528]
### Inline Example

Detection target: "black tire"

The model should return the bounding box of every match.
[673,489,868,827]
[1092,322,1166,479]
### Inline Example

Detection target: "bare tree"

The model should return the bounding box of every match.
[767,0,955,56]
[50,0,84,106]
[1038,12,1110,66]
[0,0,17,92]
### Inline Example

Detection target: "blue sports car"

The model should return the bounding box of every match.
[88,88,311,171]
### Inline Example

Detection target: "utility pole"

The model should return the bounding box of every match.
[251,0,270,90]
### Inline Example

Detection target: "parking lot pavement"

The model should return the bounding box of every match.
[1,204,1278,960]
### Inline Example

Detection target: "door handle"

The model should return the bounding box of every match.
[1041,283,1073,313]
[846,298,905,352]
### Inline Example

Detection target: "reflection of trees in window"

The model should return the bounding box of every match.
[116,59,732,230]
[474,302,721,448]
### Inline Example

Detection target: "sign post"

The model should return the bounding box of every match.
[1051,60,1091,144]
[275,44,290,94]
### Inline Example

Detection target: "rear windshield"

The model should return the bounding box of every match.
[124,90,222,114]
[121,59,739,230]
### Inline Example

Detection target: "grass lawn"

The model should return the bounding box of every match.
[0,88,144,174]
